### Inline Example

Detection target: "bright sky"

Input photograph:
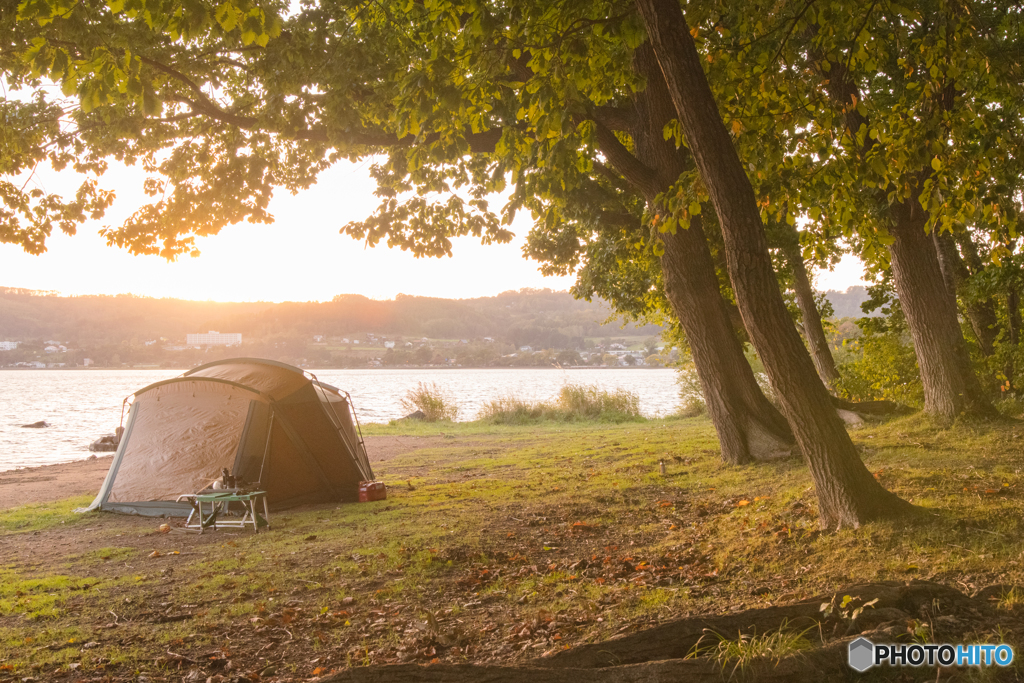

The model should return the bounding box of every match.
[0,160,866,301]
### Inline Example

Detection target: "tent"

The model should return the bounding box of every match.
[83,358,374,517]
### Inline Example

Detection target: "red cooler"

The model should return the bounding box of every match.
[359,481,387,502]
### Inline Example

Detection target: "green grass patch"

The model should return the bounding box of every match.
[0,495,94,535]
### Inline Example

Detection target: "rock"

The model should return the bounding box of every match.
[20,420,49,428]
[89,436,118,452]
[402,410,426,420]
[89,427,123,451]
[835,409,864,428]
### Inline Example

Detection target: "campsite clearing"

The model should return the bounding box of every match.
[2,416,1024,682]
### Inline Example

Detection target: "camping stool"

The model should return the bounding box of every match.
[176,491,270,534]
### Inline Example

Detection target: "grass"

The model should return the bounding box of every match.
[0,495,93,534]
[689,619,816,679]
[1,413,1023,680]
[478,383,644,424]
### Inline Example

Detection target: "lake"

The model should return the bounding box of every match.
[0,367,682,472]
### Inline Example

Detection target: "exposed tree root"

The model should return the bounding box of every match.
[319,581,999,683]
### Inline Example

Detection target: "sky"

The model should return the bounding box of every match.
[0,159,867,302]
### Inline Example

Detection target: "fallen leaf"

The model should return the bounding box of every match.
[149,550,162,558]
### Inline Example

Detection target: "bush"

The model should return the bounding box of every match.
[477,383,643,424]
[400,382,460,422]
[675,363,706,416]
[834,332,923,407]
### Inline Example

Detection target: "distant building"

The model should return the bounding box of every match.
[186,331,242,346]
[82,358,93,367]
[0,341,19,350]
[384,341,395,349]
[313,335,325,343]
[519,345,533,352]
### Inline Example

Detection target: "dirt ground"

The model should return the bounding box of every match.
[0,435,446,510]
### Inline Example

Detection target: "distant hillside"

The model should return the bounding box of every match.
[0,287,662,350]
[823,286,879,318]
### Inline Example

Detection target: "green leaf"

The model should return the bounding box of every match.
[930,157,942,171]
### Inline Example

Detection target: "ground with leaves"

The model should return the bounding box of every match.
[2,415,1024,682]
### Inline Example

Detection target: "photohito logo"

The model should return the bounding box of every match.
[848,637,1014,672]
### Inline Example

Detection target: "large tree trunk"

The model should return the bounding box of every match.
[634,0,914,527]
[888,201,996,421]
[661,221,794,462]
[591,45,795,464]
[631,45,793,463]
[781,234,840,389]
[818,58,995,420]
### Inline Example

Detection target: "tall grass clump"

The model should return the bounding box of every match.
[477,383,643,424]
[400,382,459,422]
[556,383,641,420]
[477,395,560,425]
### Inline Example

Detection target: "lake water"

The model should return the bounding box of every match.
[0,368,682,472]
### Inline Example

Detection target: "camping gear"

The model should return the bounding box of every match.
[176,490,270,533]
[81,358,373,517]
[358,481,387,502]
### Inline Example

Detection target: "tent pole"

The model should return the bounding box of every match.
[307,372,370,480]
[343,389,370,475]
[257,410,274,488]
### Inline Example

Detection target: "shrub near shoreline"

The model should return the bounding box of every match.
[399,381,460,422]
[479,383,644,425]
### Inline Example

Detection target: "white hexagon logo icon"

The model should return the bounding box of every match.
[848,637,875,672]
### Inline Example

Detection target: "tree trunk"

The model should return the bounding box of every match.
[933,230,997,356]
[592,44,795,464]
[631,45,793,463]
[661,221,794,462]
[781,235,840,389]
[1006,287,1020,392]
[887,202,996,421]
[634,0,914,527]
[816,56,995,420]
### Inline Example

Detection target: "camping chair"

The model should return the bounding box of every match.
[176,490,270,534]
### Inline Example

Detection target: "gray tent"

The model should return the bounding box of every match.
[83,358,373,516]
